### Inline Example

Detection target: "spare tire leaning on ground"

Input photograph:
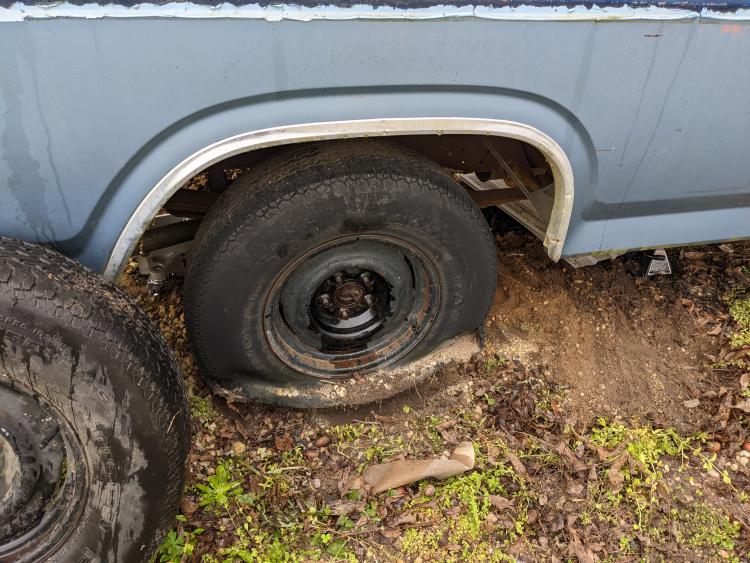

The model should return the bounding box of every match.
[185,140,497,408]
[0,238,189,562]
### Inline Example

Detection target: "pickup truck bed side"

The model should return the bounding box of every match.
[1,1,749,273]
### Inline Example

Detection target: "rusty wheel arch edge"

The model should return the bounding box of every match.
[103,117,575,281]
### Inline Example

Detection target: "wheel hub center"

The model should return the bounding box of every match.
[332,281,365,308]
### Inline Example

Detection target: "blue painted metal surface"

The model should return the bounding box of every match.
[1,12,749,272]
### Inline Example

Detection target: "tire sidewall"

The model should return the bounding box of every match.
[0,316,174,563]
[0,241,188,563]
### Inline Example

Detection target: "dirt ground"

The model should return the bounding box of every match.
[122,222,750,562]
[486,231,713,431]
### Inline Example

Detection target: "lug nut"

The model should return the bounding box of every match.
[334,272,345,285]
[338,308,349,320]
[318,294,331,306]
[364,294,375,307]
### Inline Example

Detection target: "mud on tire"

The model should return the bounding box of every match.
[0,238,189,562]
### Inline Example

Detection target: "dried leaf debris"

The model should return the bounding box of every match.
[122,233,750,562]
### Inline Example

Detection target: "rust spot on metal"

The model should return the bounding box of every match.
[469,187,526,208]
[721,23,744,35]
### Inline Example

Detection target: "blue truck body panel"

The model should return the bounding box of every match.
[1,7,749,272]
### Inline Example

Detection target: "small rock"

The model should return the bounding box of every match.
[232,441,246,455]
[707,441,722,453]
[738,457,748,467]
[566,482,584,496]
[707,469,721,479]
[180,496,199,517]
[315,435,331,448]
[742,442,750,453]
[424,484,436,497]
[683,399,701,409]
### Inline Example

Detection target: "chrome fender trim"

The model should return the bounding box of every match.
[104,117,574,280]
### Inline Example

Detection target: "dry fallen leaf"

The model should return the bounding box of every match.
[505,450,528,476]
[556,442,588,472]
[274,433,294,451]
[489,495,514,511]
[568,529,598,563]
[683,251,706,260]
[608,453,629,494]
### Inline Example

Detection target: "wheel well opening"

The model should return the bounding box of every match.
[163,134,555,230]
[133,134,559,292]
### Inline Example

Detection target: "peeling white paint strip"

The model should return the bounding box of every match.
[0,2,748,22]
[702,6,750,19]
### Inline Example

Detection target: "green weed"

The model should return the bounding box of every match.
[155,524,203,562]
[195,463,242,511]
[729,291,750,347]
[189,395,216,427]
[674,503,741,558]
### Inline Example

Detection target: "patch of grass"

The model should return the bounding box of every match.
[729,291,750,348]
[256,447,307,496]
[587,419,697,532]
[363,434,406,464]
[331,423,416,470]
[590,417,693,472]
[401,452,529,561]
[582,418,747,559]
[189,394,216,427]
[425,415,446,452]
[158,441,363,561]
[589,417,628,449]
[330,422,374,444]
[485,355,508,373]
[674,503,741,557]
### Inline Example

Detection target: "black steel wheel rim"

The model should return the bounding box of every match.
[263,235,440,378]
[0,379,86,560]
